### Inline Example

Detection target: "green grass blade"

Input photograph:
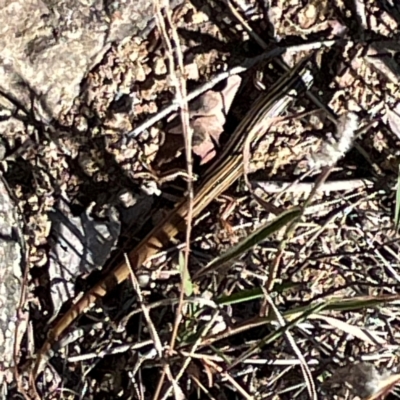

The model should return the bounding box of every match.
[216,282,301,306]
[227,301,326,369]
[194,207,301,278]
[179,251,193,297]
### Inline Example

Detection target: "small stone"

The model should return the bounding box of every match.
[153,57,167,76]
[135,64,147,82]
[118,190,138,208]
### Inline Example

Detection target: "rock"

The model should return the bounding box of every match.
[48,194,121,321]
[0,0,184,122]
[0,175,23,384]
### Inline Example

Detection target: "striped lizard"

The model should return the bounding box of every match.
[33,55,314,376]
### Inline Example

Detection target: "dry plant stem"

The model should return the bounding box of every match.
[264,294,317,400]
[156,0,193,360]
[33,59,312,378]
[205,359,253,400]
[262,166,332,314]
[160,312,220,400]
[126,253,182,398]
[126,254,163,357]
[253,178,375,193]
[153,4,187,398]
[187,316,270,349]
[189,375,216,400]
[180,351,320,366]
[67,339,154,362]
[154,2,194,397]
[127,42,335,138]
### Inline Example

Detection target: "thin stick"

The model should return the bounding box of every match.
[223,0,338,122]
[159,312,220,400]
[264,293,317,400]
[157,0,194,362]
[262,166,332,310]
[154,1,194,398]
[127,41,337,138]
[252,178,375,193]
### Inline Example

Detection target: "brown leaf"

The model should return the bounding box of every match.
[154,75,242,168]
[192,115,225,164]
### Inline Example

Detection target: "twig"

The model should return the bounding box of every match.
[125,253,184,399]
[125,255,163,356]
[252,178,375,193]
[127,41,337,138]
[154,1,193,398]
[263,293,317,400]
[203,359,253,400]
[159,0,194,358]
[67,339,154,362]
[160,312,220,400]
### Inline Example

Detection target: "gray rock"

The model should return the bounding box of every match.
[48,195,121,322]
[0,176,23,383]
[0,0,183,122]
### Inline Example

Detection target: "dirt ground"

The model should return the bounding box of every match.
[3,0,400,399]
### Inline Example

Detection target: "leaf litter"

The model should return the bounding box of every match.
[2,0,400,399]
[155,74,241,167]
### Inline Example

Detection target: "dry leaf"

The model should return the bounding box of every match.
[154,75,242,167]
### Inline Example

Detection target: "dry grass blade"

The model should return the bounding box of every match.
[310,315,387,346]
[154,0,193,398]
[265,293,317,400]
[180,294,400,352]
[365,374,400,400]
[193,207,301,279]
[202,358,253,400]
[283,294,400,317]
[216,282,300,306]
[160,312,220,400]
[226,301,326,370]
[125,253,184,399]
